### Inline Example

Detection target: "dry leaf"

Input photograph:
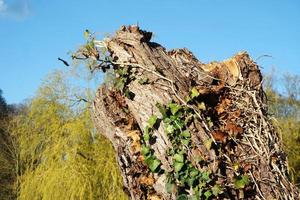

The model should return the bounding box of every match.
[216,98,231,114]
[212,130,228,143]
[148,194,161,200]
[140,174,155,186]
[225,122,243,136]
[127,130,141,153]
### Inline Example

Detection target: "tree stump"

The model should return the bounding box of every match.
[90,25,299,199]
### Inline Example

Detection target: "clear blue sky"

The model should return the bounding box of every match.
[0,0,299,104]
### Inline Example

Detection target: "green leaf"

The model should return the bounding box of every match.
[190,87,200,99]
[174,119,185,129]
[173,153,184,163]
[197,102,206,111]
[204,190,212,200]
[143,133,150,141]
[208,121,214,128]
[141,145,150,156]
[204,139,213,150]
[181,130,190,138]
[188,195,199,200]
[138,78,149,85]
[114,78,125,91]
[117,67,128,76]
[156,103,167,119]
[211,184,223,196]
[174,162,184,172]
[181,139,190,146]
[169,103,182,115]
[177,194,188,200]
[166,182,175,193]
[234,175,249,189]
[148,115,158,128]
[149,158,161,172]
[186,177,196,187]
[166,124,175,134]
[201,171,211,183]
[84,29,90,39]
[189,168,199,177]
[124,89,135,100]
[185,95,192,103]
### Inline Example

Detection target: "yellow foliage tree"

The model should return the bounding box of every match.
[265,73,300,185]
[8,71,128,200]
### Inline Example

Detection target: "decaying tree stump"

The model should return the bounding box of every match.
[80,25,299,199]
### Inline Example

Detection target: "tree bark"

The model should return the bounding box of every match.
[92,25,299,199]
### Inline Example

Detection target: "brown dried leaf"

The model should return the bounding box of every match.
[216,98,232,115]
[225,122,243,136]
[212,130,228,143]
[148,194,161,200]
[128,130,142,153]
[243,163,252,172]
[140,174,155,186]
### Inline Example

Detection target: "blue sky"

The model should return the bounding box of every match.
[0,0,299,104]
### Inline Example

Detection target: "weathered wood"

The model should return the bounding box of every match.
[92,25,299,200]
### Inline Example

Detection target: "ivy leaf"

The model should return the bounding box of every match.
[143,132,150,141]
[201,171,211,183]
[166,182,176,193]
[234,175,249,189]
[138,78,149,85]
[204,139,213,150]
[176,194,188,200]
[181,139,190,146]
[204,190,212,200]
[174,119,185,130]
[117,67,128,76]
[141,145,150,156]
[233,162,239,171]
[166,124,175,134]
[174,161,184,172]
[124,89,135,100]
[148,115,158,128]
[173,153,184,163]
[181,130,190,138]
[197,102,206,111]
[84,29,90,39]
[169,103,182,115]
[148,158,161,172]
[189,168,199,178]
[188,195,199,200]
[186,177,196,187]
[156,103,167,119]
[211,184,223,196]
[191,87,200,99]
[144,125,150,135]
[114,78,125,91]
[185,95,192,103]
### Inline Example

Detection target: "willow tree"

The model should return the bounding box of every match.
[8,71,127,200]
[0,90,17,200]
[73,25,299,199]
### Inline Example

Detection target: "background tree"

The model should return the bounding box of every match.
[264,73,300,185]
[0,89,18,200]
[2,71,128,200]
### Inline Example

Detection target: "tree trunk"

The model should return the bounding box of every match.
[92,25,299,199]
